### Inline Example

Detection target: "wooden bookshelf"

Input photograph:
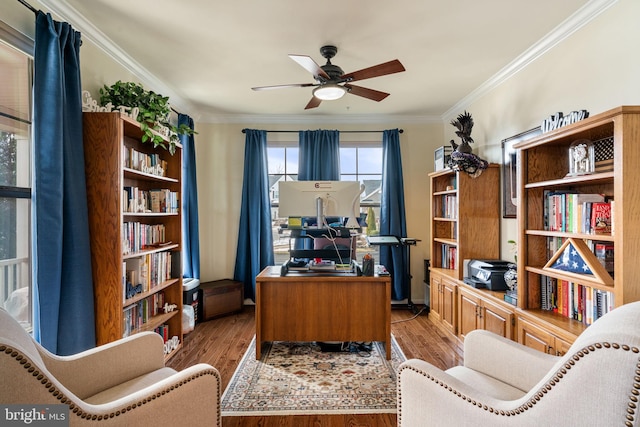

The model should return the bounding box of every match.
[514,106,640,353]
[428,165,501,337]
[82,112,183,358]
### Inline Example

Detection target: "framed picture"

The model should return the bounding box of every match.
[501,127,541,218]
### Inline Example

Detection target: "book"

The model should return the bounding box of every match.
[594,243,614,275]
[590,202,612,234]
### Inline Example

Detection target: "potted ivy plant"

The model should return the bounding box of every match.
[99,81,195,155]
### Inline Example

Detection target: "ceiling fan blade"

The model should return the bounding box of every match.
[289,54,330,80]
[252,83,316,91]
[304,97,322,110]
[341,59,405,83]
[344,84,390,102]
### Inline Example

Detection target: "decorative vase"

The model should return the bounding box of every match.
[503,263,518,306]
[504,263,517,291]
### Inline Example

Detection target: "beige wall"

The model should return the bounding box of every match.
[195,121,443,303]
[3,0,639,303]
[443,0,640,267]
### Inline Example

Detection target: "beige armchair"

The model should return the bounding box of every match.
[397,301,640,427]
[0,308,221,426]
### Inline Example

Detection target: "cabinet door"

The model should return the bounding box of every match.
[441,278,457,334]
[517,316,553,354]
[550,336,572,357]
[482,298,513,340]
[458,288,479,340]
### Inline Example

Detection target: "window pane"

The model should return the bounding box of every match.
[0,40,31,122]
[0,29,33,331]
[267,147,284,174]
[0,197,31,325]
[0,128,30,188]
[357,147,382,174]
[286,147,298,175]
[340,147,356,174]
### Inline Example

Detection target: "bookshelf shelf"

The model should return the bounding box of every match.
[525,229,615,242]
[123,245,180,260]
[123,212,180,217]
[514,106,640,352]
[523,171,614,189]
[123,167,180,183]
[83,112,183,357]
[124,278,181,306]
[137,310,179,333]
[524,266,614,292]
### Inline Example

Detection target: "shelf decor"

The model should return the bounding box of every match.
[567,139,595,176]
[89,81,196,155]
[447,111,488,178]
[543,238,613,286]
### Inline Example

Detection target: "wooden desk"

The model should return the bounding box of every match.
[255,266,392,359]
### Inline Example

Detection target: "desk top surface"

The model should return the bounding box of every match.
[257,265,391,282]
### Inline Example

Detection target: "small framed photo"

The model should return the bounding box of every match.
[501,127,541,218]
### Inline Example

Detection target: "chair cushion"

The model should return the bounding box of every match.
[445,365,526,401]
[84,367,177,404]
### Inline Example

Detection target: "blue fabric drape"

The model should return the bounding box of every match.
[379,129,408,300]
[298,130,340,181]
[179,114,200,279]
[233,130,274,300]
[32,11,95,355]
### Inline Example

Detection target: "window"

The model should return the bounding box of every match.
[268,141,382,265]
[0,22,34,330]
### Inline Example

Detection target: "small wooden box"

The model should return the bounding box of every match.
[199,279,244,321]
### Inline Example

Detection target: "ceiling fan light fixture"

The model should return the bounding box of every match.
[313,84,346,101]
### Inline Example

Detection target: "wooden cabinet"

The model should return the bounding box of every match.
[429,270,457,335]
[514,106,640,346]
[458,285,514,340]
[516,314,573,356]
[83,112,183,359]
[428,165,500,336]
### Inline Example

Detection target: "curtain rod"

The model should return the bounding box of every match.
[242,129,403,134]
[17,0,38,14]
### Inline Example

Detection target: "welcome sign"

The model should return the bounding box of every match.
[541,110,589,133]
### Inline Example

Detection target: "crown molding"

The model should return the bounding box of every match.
[442,0,619,121]
[198,113,442,125]
[38,0,195,114]
[40,0,618,125]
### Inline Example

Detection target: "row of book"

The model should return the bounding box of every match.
[440,244,458,270]
[540,277,614,326]
[123,138,169,178]
[123,186,179,214]
[544,190,613,235]
[122,291,166,337]
[440,194,457,219]
[122,222,167,255]
[123,251,174,297]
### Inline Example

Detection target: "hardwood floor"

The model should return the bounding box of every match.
[167,305,463,427]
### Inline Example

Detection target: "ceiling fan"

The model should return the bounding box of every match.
[251,45,405,110]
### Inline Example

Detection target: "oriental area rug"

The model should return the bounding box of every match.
[221,335,406,416]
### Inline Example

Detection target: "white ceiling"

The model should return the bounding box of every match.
[39,0,609,123]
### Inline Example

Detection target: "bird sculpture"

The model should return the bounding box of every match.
[449,111,474,153]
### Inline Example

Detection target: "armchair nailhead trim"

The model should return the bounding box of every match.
[397,341,640,426]
[1,344,222,426]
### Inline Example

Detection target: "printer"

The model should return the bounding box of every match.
[463,259,512,291]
